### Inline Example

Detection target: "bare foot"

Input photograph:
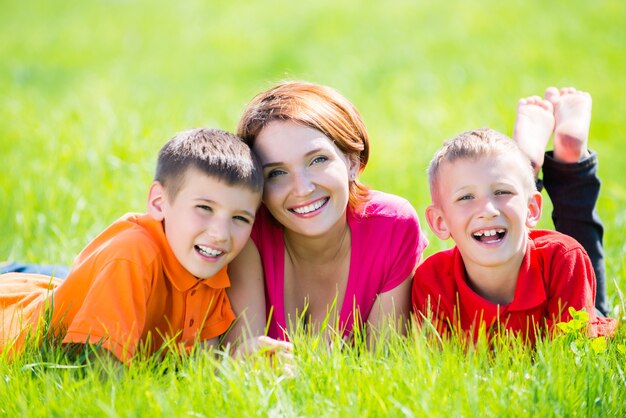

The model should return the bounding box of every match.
[545,86,592,163]
[513,95,555,176]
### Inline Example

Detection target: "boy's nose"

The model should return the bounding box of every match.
[206,219,229,243]
[479,199,500,219]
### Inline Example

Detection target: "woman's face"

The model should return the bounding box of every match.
[254,120,358,238]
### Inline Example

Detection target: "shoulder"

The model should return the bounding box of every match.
[415,247,456,279]
[528,230,592,282]
[412,247,458,306]
[75,213,161,267]
[354,190,418,222]
[529,229,587,256]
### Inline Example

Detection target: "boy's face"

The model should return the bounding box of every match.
[148,167,261,279]
[426,154,542,272]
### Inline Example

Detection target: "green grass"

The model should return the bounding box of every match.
[1,0,625,415]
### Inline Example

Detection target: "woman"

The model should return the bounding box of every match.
[226,81,429,342]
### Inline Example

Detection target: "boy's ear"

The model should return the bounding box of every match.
[525,191,543,228]
[147,181,166,221]
[425,204,451,240]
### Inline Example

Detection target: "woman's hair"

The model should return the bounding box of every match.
[237,81,370,209]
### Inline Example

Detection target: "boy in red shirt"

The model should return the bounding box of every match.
[412,116,616,343]
[1,128,288,363]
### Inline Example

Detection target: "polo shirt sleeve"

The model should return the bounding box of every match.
[62,258,151,362]
[196,289,236,342]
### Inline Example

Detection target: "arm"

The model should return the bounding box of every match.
[223,239,267,351]
[410,253,454,338]
[57,259,150,363]
[545,244,602,335]
[542,151,608,315]
[367,275,412,343]
[364,198,428,345]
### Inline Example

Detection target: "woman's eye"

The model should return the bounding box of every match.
[197,205,213,212]
[311,156,328,165]
[495,190,513,196]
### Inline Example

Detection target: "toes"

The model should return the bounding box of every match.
[544,86,560,103]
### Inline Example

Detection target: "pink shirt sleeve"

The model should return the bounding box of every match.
[353,192,428,294]
[344,191,428,330]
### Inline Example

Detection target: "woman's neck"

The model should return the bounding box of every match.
[283,218,351,267]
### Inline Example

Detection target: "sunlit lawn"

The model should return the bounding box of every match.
[1,0,625,415]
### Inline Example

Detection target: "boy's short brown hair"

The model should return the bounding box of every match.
[428,127,536,204]
[155,128,263,199]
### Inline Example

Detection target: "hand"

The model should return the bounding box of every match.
[234,335,295,377]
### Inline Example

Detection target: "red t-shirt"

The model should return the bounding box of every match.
[412,230,616,343]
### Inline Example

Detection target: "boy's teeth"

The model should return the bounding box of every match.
[292,198,326,214]
[197,245,223,257]
[473,228,505,237]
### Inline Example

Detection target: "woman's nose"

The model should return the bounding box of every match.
[291,170,315,197]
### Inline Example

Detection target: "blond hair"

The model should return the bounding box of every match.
[428,128,536,203]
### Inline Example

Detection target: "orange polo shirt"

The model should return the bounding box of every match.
[1,213,235,363]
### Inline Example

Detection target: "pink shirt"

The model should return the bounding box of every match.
[251,190,428,339]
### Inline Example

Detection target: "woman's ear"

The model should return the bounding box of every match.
[347,153,360,180]
[525,191,543,228]
[147,181,166,221]
[425,204,451,240]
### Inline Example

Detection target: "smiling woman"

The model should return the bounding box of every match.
[226,81,429,343]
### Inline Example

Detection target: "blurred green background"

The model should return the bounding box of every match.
[1,0,625,303]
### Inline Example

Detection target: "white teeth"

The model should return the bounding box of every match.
[197,245,223,257]
[473,229,506,237]
[292,198,326,214]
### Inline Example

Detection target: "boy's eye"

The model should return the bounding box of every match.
[311,155,328,165]
[495,190,513,196]
[457,194,473,201]
[267,169,286,179]
[197,205,213,212]
[233,215,251,224]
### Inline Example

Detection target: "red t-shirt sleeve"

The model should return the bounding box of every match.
[62,259,151,362]
[545,245,616,337]
[411,255,452,336]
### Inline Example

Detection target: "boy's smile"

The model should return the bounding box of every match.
[149,167,261,279]
[426,154,542,278]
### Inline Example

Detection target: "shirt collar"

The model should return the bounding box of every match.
[453,236,547,323]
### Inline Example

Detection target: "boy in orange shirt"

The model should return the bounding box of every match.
[411,124,617,343]
[1,128,283,363]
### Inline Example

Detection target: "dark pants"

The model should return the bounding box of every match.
[541,150,609,315]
